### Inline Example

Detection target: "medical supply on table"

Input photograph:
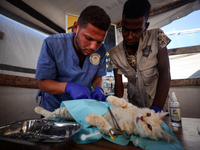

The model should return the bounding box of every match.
[81,130,102,141]
[0,119,82,146]
[107,107,130,140]
[169,92,182,127]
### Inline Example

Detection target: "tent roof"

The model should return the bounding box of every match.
[0,0,199,34]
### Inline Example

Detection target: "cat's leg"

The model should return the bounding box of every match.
[85,113,111,134]
[107,96,128,108]
[34,106,55,119]
[53,107,74,120]
[34,106,74,120]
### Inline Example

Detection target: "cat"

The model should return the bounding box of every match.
[34,95,175,142]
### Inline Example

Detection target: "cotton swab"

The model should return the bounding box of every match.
[81,130,102,141]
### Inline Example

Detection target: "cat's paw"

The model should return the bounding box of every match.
[34,106,54,119]
[85,113,111,132]
[34,106,43,114]
[107,96,128,108]
[85,113,100,124]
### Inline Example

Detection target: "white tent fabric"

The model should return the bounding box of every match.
[1,0,200,34]
[148,0,200,29]
[0,15,48,77]
[117,0,200,44]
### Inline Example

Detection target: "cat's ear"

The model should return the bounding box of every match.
[159,130,176,142]
[158,111,169,120]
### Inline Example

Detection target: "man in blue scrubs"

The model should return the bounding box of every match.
[35,6,111,111]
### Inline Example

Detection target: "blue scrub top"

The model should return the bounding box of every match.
[35,32,107,111]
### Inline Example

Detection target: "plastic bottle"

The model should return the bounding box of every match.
[169,92,182,127]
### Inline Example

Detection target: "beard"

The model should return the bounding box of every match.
[75,34,85,56]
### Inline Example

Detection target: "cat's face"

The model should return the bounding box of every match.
[134,108,175,141]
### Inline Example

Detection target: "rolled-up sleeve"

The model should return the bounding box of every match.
[157,29,171,50]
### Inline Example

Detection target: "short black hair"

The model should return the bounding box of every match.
[78,5,111,31]
[123,0,151,19]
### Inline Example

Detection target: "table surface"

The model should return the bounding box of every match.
[1,117,200,150]
[163,117,200,150]
[52,117,200,150]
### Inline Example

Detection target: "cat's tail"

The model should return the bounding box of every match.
[34,106,54,119]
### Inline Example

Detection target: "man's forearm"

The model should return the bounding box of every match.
[92,76,103,89]
[38,79,67,95]
[153,73,171,109]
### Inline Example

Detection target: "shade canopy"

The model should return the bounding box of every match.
[1,0,200,34]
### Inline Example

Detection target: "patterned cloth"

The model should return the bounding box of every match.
[157,29,171,50]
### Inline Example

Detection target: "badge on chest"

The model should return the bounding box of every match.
[90,53,100,65]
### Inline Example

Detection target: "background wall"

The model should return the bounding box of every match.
[0,15,46,126]
[169,86,200,118]
[0,86,40,126]
[0,85,199,126]
[0,15,48,78]
[123,86,200,118]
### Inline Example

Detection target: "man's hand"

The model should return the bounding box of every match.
[150,106,163,113]
[92,86,106,101]
[65,82,91,99]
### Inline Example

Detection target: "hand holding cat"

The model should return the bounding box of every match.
[65,82,92,99]
[92,86,106,101]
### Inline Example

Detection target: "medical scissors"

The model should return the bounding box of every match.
[108,107,131,140]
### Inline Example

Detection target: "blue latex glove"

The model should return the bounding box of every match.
[65,82,92,99]
[150,106,163,113]
[92,86,106,101]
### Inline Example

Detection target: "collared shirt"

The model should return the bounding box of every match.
[35,32,106,111]
[110,29,170,69]
[110,29,170,108]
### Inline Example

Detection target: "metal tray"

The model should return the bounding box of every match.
[0,119,82,146]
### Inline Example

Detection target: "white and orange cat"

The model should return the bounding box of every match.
[34,96,175,142]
